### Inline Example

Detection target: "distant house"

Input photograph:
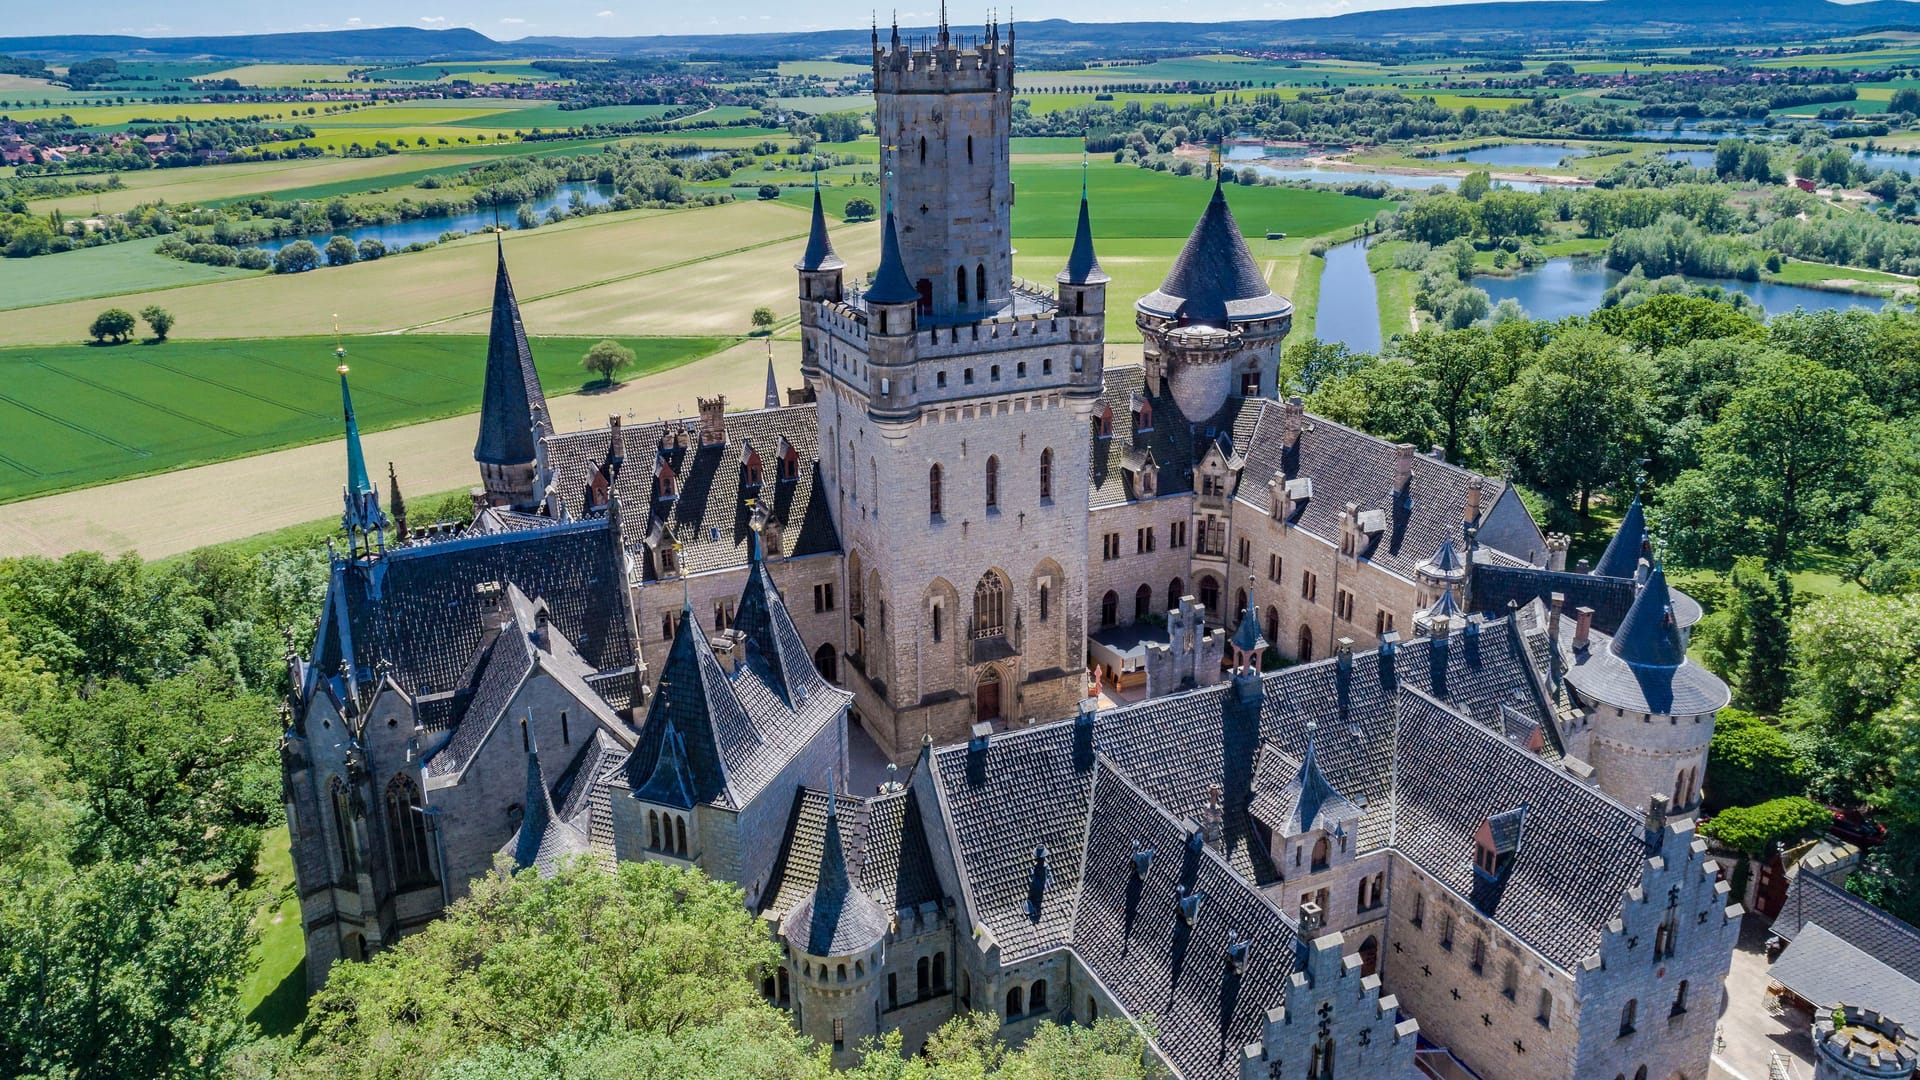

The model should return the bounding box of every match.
[1768,869,1920,1024]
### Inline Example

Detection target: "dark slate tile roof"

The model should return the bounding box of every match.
[1058,195,1109,285]
[1593,496,1649,580]
[1391,685,1648,970]
[797,187,844,273]
[1071,761,1300,1080]
[761,787,943,919]
[1088,365,1260,510]
[426,628,534,777]
[784,795,890,957]
[541,405,837,581]
[1136,181,1289,325]
[865,209,918,306]
[500,741,592,877]
[619,585,846,813]
[1564,566,1729,716]
[315,518,633,701]
[1768,922,1920,1024]
[1252,736,1363,838]
[1775,870,1920,985]
[555,728,622,826]
[1471,562,1640,634]
[475,240,549,467]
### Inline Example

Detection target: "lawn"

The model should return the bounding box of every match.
[1368,239,1426,343]
[27,152,493,215]
[0,333,729,502]
[238,825,306,1038]
[1018,91,1219,116]
[0,242,260,310]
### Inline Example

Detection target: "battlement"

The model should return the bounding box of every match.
[871,32,1013,93]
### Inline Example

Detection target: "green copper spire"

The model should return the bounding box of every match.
[336,333,388,543]
[340,364,373,498]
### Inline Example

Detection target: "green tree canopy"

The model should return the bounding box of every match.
[89,308,136,344]
[1704,708,1807,812]
[1487,326,1656,516]
[580,338,637,387]
[1700,795,1829,857]
[1307,359,1440,451]
[138,304,174,341]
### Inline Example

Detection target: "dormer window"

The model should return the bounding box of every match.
[777,440,800,482]
[1094,404,1113,439]
[655,462,676,501]
[1133,398,1153,433]
[743,446,763,488]
[657,546,677,576]
[1475,806,1525,880]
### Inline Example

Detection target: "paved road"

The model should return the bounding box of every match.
[0,339,801,561]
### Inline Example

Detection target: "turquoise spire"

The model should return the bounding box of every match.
[337,351,388,543]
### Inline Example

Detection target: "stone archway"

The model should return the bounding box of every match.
[975,668,1003,722]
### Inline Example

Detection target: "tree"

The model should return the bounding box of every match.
[1279,337,1370,396]
[1704,708,1807,811]
[285,860,784,1080]
[1790,591,1920,735]
[1459,170,1492,203]
[1401,194,1476,246]
[1307,359,1440,451]
[324,235,356,267]
[357,238,387,261]
[1660,355,1874,568]
[1589,294,1761,354]
[1393,328,1497,464]
[757,184,781,201]
[88,307,136,344]
[1893,87,1920,116]
[844,196,876,221]
[138,304,173,341]
[1728,557,1793,713]
[1699,795,1829,857]
[580,338,636,387]
[275,239,321,273]
[1487,326,1656,517]
[751,306,776,334]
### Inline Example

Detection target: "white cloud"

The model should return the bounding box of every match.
[596,9,614,15]
[500,16,526,23]
[418,15,447,25]
[345,16,363,24]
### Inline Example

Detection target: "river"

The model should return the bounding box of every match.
[1315,239,1383,355]
[246,180,617,254]
[1474,257,1890,321]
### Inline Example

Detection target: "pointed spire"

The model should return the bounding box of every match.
[786,786,888,957]
[764,348,781,410]
[1593,495,1647,579]
[1429,537,1462,575]
[337,358,387,540]
[1611,563,1686,669]
[796,183,844,273]
[1281,721,1360,837]
[475,234,550,468]
[938,0,950,45]
[864,207,919,307]
[1057,166,1109,286]
[1231,579,1265,656]
[509,715,557,871]
[340,364,373,500]
[1137,181,1284,326]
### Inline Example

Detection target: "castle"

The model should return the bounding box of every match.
[281,14,1740,1080]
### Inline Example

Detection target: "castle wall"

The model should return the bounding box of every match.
[1585,703,1714,816]
[1087,495,1195,636]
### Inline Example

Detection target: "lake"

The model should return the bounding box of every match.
[1315,238,1382,355]
[1474,257,1889,321]
[1442,144,1591,168]
[1225,143,1322,161]
[1853,150,1920,174]
[1664,150,1717,168]
[246,181,617,255]
[1234,161,1583,193]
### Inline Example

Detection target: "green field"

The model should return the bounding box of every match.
[364,60,553,82]
[199,63,364,85]
[778,61,871,78]
[0,334,729,502]
[0,242,261,310]
[451,102,677,128]
[238,825,306,1037]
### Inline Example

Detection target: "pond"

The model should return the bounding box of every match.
[1663,149,1717,169]
[1315,238,1382,355]
[1852,150,1920,175]
[1225,143,1321,161]
[1473,257,1890,322]
[1441,144,1592,168]
[245,180,617,255]
[1233,161,1585,193]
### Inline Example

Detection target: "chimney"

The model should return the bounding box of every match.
[532,603,551,652]
[1283,395,1305,443]
[1548,591,1565,643]
[1573,606,1595,651]
[1297,898,1322,937]
[1073,698,1096,771]
[965,721,992,785]
[1465,476,1483,525]
[607,414,625,467]
[1575,557,1591,574]
[1379,630,1399,684]
[1395,443,1416,492]
[1336,636,1355,671]
[1644,793,1670,851]
[696,395,727,447]
[1430,614,1453,642]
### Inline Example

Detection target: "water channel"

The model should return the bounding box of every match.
[1440,144,1592,168]
[245,180,617,254]
[1314,238,1382,355]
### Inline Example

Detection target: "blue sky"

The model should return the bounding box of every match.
[10,0,1653,40]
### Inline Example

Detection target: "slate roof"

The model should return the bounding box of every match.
[426,628,534,777]
[1775,870,1920,985]
[1136,181,1289,325]
[313,518,634,704]
[864,208,918,306]
[614,578,847,813]
[784,793,891,957]
[499,737,592,877]
[1564,565,1730,716]
[1392,685,1648,970]
[1593,496,1649,580]
[1088,365,1260,511]
[1770,922,1920,1025]
[474,237,550,467]
[1467,559,1701,636]
[1058,194,1109,285]
[1251,734,1364,838]
[541,405,838,581]
[760,786,943,920]
[796,186,844,273]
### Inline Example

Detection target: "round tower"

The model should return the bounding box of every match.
[784,794,890,1066]
[1813,1006,1919,1080]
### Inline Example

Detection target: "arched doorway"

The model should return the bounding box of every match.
[1101,590,1118,628]
[976,669,1003,722]
[814,643,838,684]
[1298,625,1314,662]
[1359,936,1378,977]
[1167,577,1184,611]
[1234,587,1248,622]
[1135,584,1153,623]
[1266,606,1280,647]
[1199,576,1220,616]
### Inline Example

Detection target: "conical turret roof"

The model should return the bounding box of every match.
[1137,181,1288,325]
[864,208,919,307]
[340,366,373,500]
[1057,194,1109,285]
[784,792,888,957]
[501,724,590,876]
[1231,584,1266,654]
[475,236,550,467]
[796,186,844,273]
[1268,729,1362,838]
[1564,564,1730,715]
[1593,496,1648,580]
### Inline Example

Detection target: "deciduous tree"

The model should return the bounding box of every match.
[580,338,636,387]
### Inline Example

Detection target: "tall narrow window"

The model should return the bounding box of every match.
[967,134,974,163]
[1006,985,1024,1017]
[675,816,689,857]
[1102,590,1118,628]
[1619,999,1637,1037]
[1039,449,1053,501]
[1136,584,1153,622]
[1537,988,1553,1027]
[976,264,986,302]
[919,135,926,163]
[330,778,357,880]
[974,573,1006,637]
[1038,583,1050,622]
[928,464,943,517]
[386,775,434,887]
[1671,980,1689,1015]
[985,456,999,510]
[957,266,968,305]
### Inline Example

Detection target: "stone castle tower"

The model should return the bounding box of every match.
[799,10,1105,759]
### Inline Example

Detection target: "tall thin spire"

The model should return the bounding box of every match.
[335,325,387,545]
[865,205,918,306]
[475,232,549,468]
[938,0,950,45]
[1058,158,1109,286]
[764,343,781,410]
[796,182,843,273]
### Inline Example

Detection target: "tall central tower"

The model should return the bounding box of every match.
[872,12,1015,323]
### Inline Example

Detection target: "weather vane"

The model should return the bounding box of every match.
[332,313,347,370]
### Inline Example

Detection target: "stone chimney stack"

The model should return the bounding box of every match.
[533,603,551,652]
[1283,395,1305,444]
[1546,533,1570,573]
[607,414,625,466]
[1465,476,1484,524]
[1548,591,1565,643]
[696,396,727,447]
[1573,606,1595,651]
[1395,443,1416,493]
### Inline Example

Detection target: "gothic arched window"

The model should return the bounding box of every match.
[330,777,357,880]
[974,573,1006,637]
[1101,590,1118,628]
[985,456,999,510]
[1030,978,1048,1012]
[957,266,968,305]
[386,774,434,887]
[1199,576,1219,615]
[1038,448,1053,501]
[929,464,943,518]
[1135,584,1152,622]
[976,264,986,302]
[1168,577,1184,612]
[1006,985,1024,1017]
